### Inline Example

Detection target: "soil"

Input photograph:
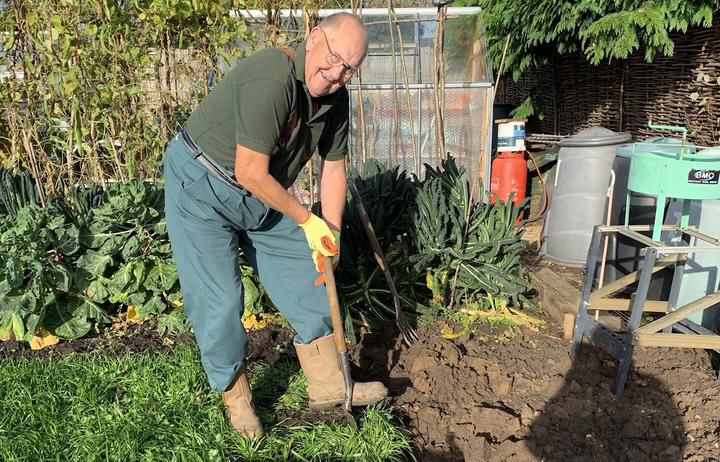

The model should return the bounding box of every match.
[353,319,720,462]
[4,314,720,461]
[0,320,291,364]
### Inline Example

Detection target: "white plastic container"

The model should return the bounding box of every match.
[496,120,526,152]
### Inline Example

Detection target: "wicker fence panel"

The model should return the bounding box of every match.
[623,26,720,146]
[497,24,720,146]
[553,57,623,136]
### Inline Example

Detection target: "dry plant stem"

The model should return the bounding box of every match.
[356,81,368,166]
[18,13,45,206]
[493,34,511,101]
[367,104,378,158]
[474,91,489,196]
[89,120,106,188]
[433,6,447,164]
[303,7,310,36]
[170,41,179,105]
[21,129,46,207]
[66,106,76,186]
[354,37,368,165]
[463,21,488,182]
[164,37,172,130]
[388,5,419,173]
[34,127,56,196]
[7,101,19,167]
[155,60,167,141]
[438,8,447,133]
[107,118,127,183]
[303,11,316,206]
[386,0,399,166]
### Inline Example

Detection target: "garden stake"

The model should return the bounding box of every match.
[348,179,419,346]
[322,255,358,430]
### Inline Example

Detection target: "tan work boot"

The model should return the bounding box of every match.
[295,334,388,409]
[223,366,264,439]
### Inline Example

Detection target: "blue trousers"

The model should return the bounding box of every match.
[163,133,332,391]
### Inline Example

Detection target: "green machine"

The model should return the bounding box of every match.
[625,123,720,241]
[573,123,720,396]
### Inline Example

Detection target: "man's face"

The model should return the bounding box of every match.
[304,23,366,98]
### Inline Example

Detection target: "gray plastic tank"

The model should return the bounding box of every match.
[541,127,632,266]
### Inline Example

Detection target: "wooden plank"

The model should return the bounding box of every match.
[615,227,662,248]
[635,292,720,334]
[588,298,669,312]
[599,224,686,233]
[563,314,575,341]
[682,228,720,246]
[633,332,720,349]
[590,256,677,300]
[529,268,579,339]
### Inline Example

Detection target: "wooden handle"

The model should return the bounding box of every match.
[323,255,347,354]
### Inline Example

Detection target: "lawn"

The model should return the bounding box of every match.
[0,343,413,462]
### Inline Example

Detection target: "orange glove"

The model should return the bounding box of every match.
[313,229,341,286]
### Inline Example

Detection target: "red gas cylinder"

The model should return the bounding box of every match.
[490,151,527,208]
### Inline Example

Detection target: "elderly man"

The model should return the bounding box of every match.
[162,12,387,439]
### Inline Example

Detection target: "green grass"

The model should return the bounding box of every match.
[0,344,414,462]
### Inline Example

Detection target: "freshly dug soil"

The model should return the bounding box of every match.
[352,319,720,462]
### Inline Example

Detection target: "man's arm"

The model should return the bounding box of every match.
[319,158,347,231]
[233,144,310,224]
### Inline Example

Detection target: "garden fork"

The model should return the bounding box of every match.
[348,179,419,346]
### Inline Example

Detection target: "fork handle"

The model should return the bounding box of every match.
[323,255,347,354]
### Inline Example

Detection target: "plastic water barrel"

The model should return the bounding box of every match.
[541,127,631,266]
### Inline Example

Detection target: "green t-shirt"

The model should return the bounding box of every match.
[184,42,349,188]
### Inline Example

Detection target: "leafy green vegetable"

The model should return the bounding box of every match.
[410,157,532,308]
[0,205,81,340]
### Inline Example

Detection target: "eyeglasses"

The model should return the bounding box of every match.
[318,28,359,81]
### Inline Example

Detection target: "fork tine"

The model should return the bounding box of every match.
[396,311,419,345]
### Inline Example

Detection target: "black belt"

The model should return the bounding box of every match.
[180,128,246,193]
[180,128,202,154]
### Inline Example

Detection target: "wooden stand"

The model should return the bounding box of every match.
[571,224,720,395]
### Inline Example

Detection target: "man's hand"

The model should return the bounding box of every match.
[299,213,338,256]
[312,158,346,285]
[312,229,340,285]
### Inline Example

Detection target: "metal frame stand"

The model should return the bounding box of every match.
[571,224,720,395]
